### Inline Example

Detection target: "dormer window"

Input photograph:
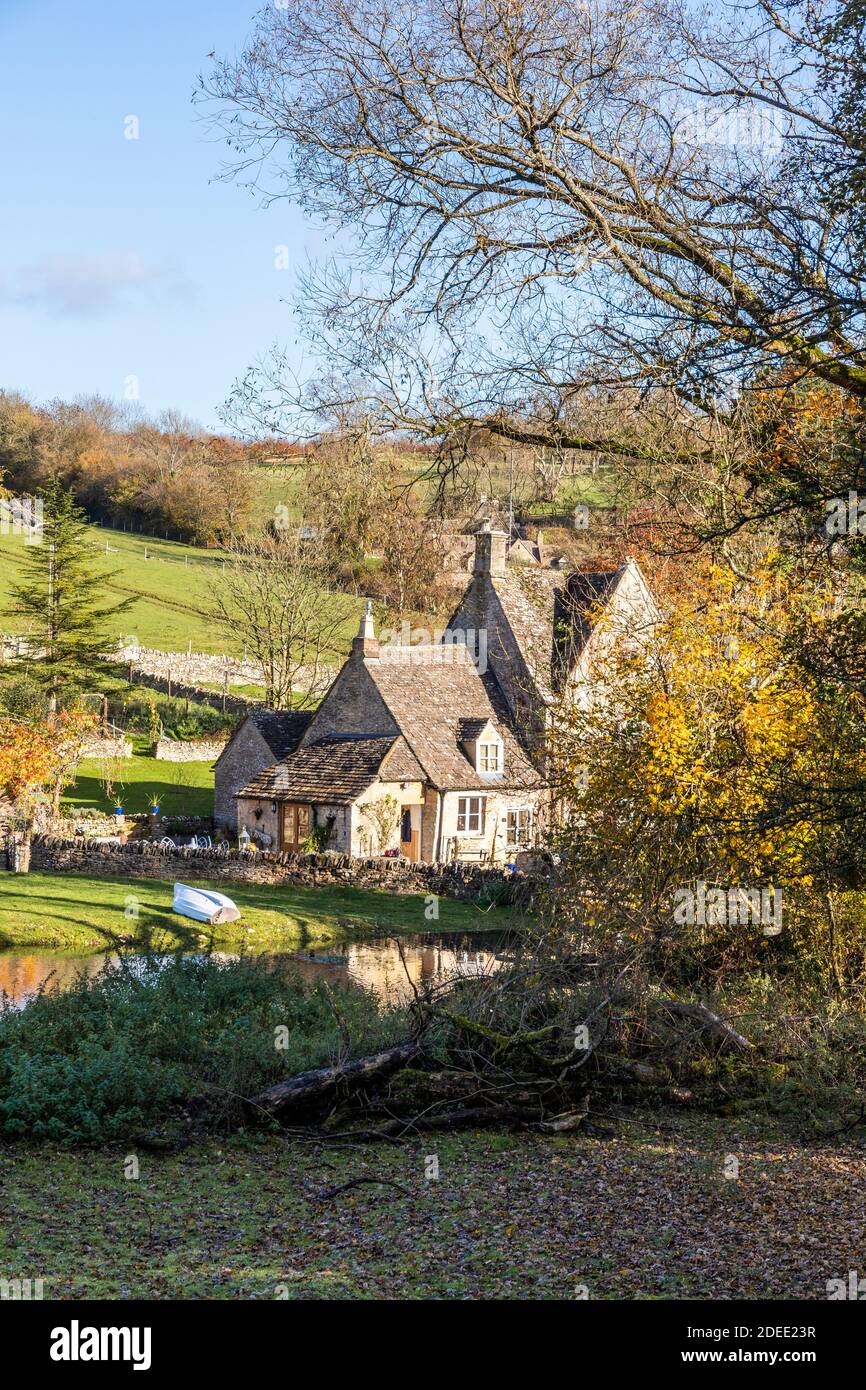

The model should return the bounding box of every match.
[460,717,504,778]
[478,741,500,774]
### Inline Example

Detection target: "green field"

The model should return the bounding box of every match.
[62,754,215,817]
[0,870,487,951]
[0,520,361,657]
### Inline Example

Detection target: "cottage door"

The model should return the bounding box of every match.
[400,806,420,863]
[281,803,311,853]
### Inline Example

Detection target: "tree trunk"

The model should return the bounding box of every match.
[249,1040,421,1117]
[14,829,31,874]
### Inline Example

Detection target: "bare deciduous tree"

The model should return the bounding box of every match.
[202,0,866,459]
[211,536,349,708]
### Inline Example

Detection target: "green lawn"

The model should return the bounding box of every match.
[62,754,215,817]
[0,870,488,951]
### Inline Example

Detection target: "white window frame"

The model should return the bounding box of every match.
[477,739,502,774]
[457,795,485,835]
[506,805,533,848]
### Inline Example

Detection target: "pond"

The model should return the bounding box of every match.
[0,930,510,1010]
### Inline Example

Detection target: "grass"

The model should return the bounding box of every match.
[0,521,361,656]
[0,870,491,951]
[62,754,215,817]
[2,1110,863,1298]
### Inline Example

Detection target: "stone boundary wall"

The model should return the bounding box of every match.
[80,735,133,759]
[153,737,227,763]
[113,646,264,687]
[116,667,259,718]
[28,835,533,900]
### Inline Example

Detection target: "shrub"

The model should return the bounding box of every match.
[0,954,407,1144]
[112,689,237,741]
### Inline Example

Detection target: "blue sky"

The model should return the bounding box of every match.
[0,0,321,431]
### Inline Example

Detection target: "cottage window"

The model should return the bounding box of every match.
[457,796,485,834]
[506,806,533,847]
[478,741,501,774]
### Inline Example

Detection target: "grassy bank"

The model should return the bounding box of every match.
[0,870,490,951]
[1,1111,861,1298]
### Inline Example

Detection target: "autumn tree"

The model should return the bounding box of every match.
[552,563,866,988]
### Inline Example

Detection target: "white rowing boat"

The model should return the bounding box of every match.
[172,882,241,925]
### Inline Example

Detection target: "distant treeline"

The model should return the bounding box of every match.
[0,392,308,545]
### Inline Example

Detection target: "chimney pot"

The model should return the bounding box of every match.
[474,527,508,577]
[352,598,379,659]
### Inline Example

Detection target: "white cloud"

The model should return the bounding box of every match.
[0,252,195,317]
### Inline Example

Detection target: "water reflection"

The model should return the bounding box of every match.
[0,932,507,1009]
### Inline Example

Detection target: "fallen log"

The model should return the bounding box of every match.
[250,1040,422,1117]
[655,999,755,1055]
[364,1104,546,1137]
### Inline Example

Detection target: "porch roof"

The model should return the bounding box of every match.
[235,734,425,806]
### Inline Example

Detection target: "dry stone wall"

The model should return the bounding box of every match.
[153,737,227,762]
[28,834,529,901]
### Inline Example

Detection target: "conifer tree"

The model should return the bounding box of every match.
[6,477,131,710]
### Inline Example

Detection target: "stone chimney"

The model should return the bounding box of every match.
[352,599,379,659]
[474,526,508,578]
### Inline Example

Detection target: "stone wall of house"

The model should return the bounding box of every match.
[27,833,533,900]
[153,737,227,763]
[214,720,274,828]
[299,654,396,745]
[234,799,353,853]
[442,787,547,863]
[236,796,281,847]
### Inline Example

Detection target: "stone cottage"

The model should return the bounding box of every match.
[219,530,659,863]
[213,708,312,831]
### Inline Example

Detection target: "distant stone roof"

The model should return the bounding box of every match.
[236,734,425,805]
[367,644,539,791]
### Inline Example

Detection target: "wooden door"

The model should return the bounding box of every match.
[400,806,420,863]
[281,803,311,852]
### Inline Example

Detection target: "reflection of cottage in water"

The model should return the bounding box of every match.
[0,935,506,1009]
[344,937,500,1001]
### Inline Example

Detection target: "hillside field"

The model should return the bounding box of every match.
[0,518,361,657]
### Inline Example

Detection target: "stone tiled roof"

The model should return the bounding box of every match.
[457,716,495,742]
[215,708,314,770]
[565,569,624,654]
[490,563,627,703]
[367,644,539,791]
[235,734,425,805]
[247,708,314,759]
